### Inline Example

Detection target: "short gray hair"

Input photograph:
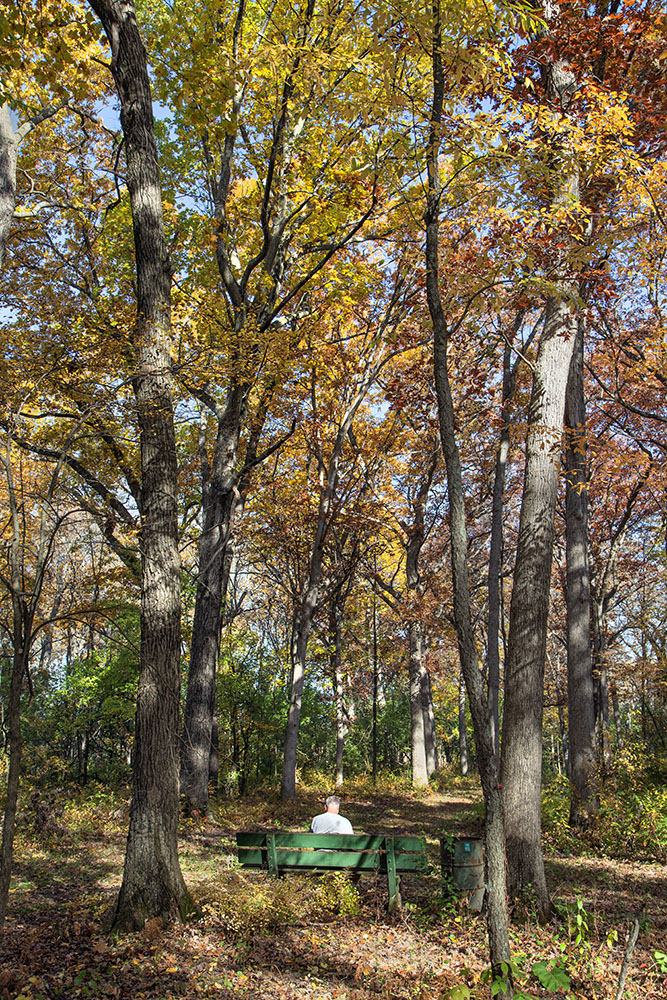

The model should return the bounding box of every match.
[325,794,341,808]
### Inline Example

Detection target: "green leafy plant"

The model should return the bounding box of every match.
[531,958,571,991]
[653,950,667,974]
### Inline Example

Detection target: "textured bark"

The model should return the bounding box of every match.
[501,291,576,917]
[405,443,438,787]
[486,309,530,758]
[86,0,194,930]
[500,42,579,919]
[0,104,18,272]
[330,602,348,787]
[0,644,28,940]
[565,321,599,826]
[180,386,246,815]
[421,663,439,776]
[458,672,469,776]
[426,2,512,989]
[408,622,428,786]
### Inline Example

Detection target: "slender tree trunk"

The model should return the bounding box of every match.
[408,622,428,786]
[458,672,469,776]
[280,395,372,799]
[565,320,599,826]
[87,0,194,929]
[0,104,18,272]
[330,603,347,787]
[181,483,234,815]
[426,4,512,989]
[405,443,437,787]
[487,310,529,758]
[0,642,27,939]
[421,664,439,777]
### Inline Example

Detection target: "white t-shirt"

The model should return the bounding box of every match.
[310,812,354,834]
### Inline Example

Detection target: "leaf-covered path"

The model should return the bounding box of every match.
[1,786,665,1000]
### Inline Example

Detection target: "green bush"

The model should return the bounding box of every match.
[542,748,667,861]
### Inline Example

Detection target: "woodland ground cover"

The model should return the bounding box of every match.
[0,780,664,1000]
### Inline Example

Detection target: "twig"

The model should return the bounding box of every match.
[614,906,644,1000]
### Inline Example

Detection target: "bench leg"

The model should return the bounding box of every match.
[266,834,279,877]
[385,837,401,913]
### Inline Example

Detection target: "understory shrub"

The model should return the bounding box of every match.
[542,747,667,861]
[200,870,360,937]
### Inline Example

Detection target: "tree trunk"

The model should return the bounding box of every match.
[281,554,321,799]
[0,104,18,272]
[500,41,579,919]
[426,4,512,989]
[487,310,529,759]
[408,622,428,786]
[421,664,439,777]
[0,643,27,939]
[501,292,576,918]
[181,475,235,815]
[87,0,194,930]
[330,603,347,787]
[565,320,599,826]
[458,671,469,776]
[280,393,373,799]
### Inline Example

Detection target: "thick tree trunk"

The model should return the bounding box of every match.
[87,0,194,930]
[426,4,512,989]
[565,320,599,826]
[500,40,579,919]
[501,294,576,918]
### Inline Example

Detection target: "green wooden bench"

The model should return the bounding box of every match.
[236,831,429,913]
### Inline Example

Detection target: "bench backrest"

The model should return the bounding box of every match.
[236,831,428,875]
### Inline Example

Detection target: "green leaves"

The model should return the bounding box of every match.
[530,958,571,991]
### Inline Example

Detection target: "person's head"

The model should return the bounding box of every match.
[325,794,341,814]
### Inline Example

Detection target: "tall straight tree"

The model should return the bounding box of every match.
[86,0,195,929]
[565,318,598,826]
[425,1,512,993]
[499,1,583,917]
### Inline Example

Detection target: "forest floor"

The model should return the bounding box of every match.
[1,783,665,1000]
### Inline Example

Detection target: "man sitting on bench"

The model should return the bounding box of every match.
[310,794,353,834]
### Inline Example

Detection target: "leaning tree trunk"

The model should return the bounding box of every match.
[565,319,599,826]
[87,0,194,930]
[426,3,512,992]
